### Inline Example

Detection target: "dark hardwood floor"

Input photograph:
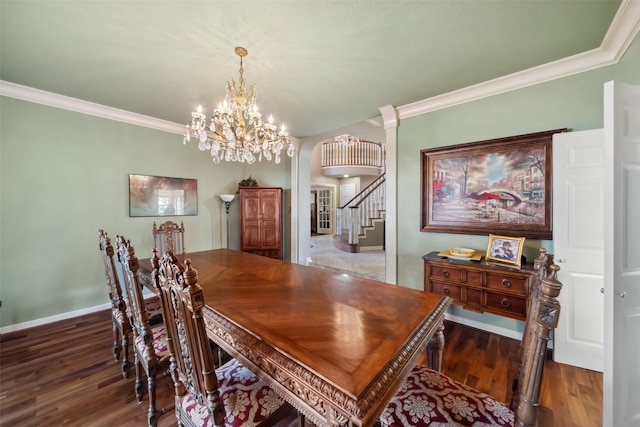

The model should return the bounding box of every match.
[0,310,602,426]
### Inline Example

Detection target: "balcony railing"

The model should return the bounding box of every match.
[321,140,384,174]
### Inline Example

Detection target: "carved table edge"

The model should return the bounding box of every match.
[203,296,451,427]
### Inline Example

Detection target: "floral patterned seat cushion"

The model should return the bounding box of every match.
[115,296,163,325]
[112,307,126,325]
[133,324,170,362]
[379,365,514,427]
[143,296,164,325]
[178,358,285,427]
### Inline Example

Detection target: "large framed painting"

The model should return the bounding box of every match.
[129,174,198,217]
[421,129,566,239]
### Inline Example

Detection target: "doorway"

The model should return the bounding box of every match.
[311,186,334,235]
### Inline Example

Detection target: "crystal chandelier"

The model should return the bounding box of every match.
[184,47,295,164]
[335,134,360,146]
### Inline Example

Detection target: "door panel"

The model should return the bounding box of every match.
[552,129,604,372]
[603,81,640,427]
[316,187,333,234]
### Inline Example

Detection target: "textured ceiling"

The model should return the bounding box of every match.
[0,1,623,138]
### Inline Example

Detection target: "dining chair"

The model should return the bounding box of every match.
[116,236,172,427]
[510,247,551,411]
[98,229,132,379]
[152,220,185,257]
[379,251,563,427]
[156,251,292,427]
[150,247,231,369]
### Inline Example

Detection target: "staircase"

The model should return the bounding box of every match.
[334,173,385,253]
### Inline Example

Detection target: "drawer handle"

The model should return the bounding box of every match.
[443,288,450,295]
[501,279,512,288]
[442,270,450,278]
[501,298,511,308]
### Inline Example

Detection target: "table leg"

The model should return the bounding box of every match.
[426,320,445,371]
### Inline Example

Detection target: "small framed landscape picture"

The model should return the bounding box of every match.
[485,234,525,267]
[129,174,198,217]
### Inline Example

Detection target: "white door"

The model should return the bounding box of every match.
[316,187,333,234]
[552,129,605,372]
[603,81,640,427]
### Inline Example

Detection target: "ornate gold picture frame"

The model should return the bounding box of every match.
[485,234,525,267]
[421,129,566,239]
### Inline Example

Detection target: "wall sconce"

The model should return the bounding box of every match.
[219,194,235,248]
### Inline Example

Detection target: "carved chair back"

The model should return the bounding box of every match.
[116,236,156,361]
[511,261,562,426]
[511,247,550,408]
[117,236,173,426]
[153,221,185,256]
[157,252,226,426]
[99,230,128,320]
[98,229,131,377]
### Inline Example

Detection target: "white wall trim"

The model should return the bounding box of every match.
[397,0,640,119]
[379,104,398,284]
[0,302,110,334]
[445,313,523,341]
[601,0,640,61]
[0,80,185,135]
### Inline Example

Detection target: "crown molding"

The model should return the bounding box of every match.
[397,0,640,119]
[1,0,638,133]
[0,80,185,135]
[378,105,398,129]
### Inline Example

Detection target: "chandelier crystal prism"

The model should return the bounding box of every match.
[184,47,295,164]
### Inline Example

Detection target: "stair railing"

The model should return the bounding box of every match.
[337,173,386,246]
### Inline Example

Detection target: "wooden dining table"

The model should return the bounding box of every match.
[140,249,450,427]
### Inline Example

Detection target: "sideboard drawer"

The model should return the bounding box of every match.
[430,265,463,282]
[486,273,528,294]
[485,292,527,318]
[430,281,462,300]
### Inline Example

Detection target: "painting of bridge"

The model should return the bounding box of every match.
[421,129,562,239]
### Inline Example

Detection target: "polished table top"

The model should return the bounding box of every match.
[142,249,450,426]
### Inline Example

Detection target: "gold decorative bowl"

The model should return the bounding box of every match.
[449,248,475,257]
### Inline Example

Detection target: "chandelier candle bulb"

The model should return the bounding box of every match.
[184,47,295,165]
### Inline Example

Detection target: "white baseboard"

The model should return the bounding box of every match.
[1,302,111,335]
[444,313,523,341]
[1,294,161,335]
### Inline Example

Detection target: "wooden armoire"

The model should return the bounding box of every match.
[239,187,283,259]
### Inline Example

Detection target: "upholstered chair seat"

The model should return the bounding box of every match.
[177,358,286,427]
[380,365,514,426]
[127,296,164,325]
[112,306,125,323]
[133,324,170,364]
[143,296,163,319]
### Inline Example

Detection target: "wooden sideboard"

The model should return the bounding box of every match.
[423,251,535,321]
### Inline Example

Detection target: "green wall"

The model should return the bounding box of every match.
[396,33,639,330]
[0,98,289,327]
